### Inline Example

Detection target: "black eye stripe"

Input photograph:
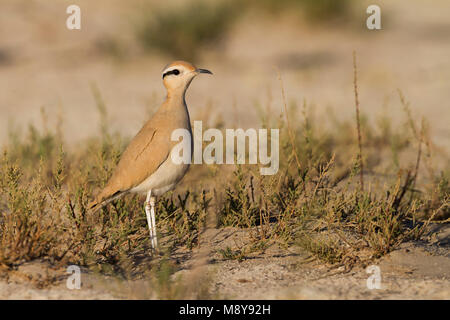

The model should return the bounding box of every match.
[162,69,180,79]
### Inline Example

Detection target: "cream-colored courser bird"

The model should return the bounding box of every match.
[89,61,212,249]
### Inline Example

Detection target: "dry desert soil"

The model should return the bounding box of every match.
[1,223,449,300]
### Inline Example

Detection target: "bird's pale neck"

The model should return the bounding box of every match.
[164,87,191,127]
[164,76,195,103]
[165,81,193,107]
[166,87,184,99]
[165,90,187,109]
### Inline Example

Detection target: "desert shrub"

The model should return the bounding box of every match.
[135,0,354,60]
[251,0,353,21]
[137,1,239,60]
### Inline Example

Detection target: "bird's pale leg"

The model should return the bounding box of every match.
[149,196,158,248]
[145,190,156,249]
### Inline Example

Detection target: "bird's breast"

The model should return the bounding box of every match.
[130,133,192,196]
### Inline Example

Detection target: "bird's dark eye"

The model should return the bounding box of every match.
[172,69,180,75]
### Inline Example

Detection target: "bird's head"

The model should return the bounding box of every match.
[162,61,212,95]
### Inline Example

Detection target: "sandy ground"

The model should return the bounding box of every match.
[0,223,448,300]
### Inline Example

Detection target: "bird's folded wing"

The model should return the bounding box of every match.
[97,122,172,201]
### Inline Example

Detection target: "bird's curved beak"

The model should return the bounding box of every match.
[196,68,213,75]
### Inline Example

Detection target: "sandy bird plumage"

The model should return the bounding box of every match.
[89,60,212,249]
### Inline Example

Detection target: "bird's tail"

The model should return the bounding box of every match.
[88,190,128,213]
[88,198,105,214]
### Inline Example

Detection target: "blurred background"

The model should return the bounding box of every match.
[0,0,449,151]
